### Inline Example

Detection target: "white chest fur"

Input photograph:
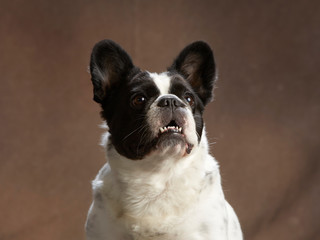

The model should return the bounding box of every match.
[85,133,242,240]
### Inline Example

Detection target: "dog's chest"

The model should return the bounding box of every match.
[118,170,203,219]
[102,181,229,240]
[93,157,228,239]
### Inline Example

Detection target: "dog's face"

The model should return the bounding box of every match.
[89,40,216,160]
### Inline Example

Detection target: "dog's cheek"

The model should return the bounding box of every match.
[147,106,163,138]
[183,111,198,145]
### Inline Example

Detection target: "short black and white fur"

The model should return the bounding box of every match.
[85,40,243,240]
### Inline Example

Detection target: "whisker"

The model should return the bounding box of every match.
[122,125,144,141]
[121,115,148,141]
[136,126,150,155]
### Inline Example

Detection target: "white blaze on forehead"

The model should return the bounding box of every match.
[148,72,171,95]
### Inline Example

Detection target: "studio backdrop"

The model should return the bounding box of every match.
[1,0,319,240]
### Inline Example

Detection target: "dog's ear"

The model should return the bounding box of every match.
[168,41,216,105]
[90,40,134,103]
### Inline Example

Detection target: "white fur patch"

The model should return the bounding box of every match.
[148,72,171,95]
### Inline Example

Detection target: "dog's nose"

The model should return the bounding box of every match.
[157,96,185,109]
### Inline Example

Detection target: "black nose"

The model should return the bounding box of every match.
[157,96,185,109]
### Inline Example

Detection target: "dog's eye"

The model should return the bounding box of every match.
[132,95,147,107]
[185,94,194,106]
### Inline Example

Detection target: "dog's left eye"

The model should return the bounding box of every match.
[132,95,147,107]
[185,94,194,106]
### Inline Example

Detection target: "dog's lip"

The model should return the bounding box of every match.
[185,142,194,154]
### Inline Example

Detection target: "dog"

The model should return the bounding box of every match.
[85,40,243,240]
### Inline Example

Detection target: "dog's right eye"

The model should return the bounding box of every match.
[132,95,147,107]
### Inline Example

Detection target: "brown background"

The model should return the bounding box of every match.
[1,0,319,239]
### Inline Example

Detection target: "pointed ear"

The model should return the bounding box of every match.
[168,41,216,105]
[90,40,134,103]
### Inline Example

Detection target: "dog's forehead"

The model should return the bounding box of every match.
[148,72,171,95]
[129,71,189,97]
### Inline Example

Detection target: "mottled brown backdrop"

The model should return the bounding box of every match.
[1,0,319,239]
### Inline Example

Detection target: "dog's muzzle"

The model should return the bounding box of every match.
[151,95,194,155]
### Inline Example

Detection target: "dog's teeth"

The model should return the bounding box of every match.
[160,125,183,134]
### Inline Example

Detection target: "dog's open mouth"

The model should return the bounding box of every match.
[159,120,183,136]
[156,120,193,154]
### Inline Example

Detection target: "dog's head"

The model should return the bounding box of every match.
[89,40,216,160]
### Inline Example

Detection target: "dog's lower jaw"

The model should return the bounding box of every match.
[154,139,194,159]
[153,125,198,159]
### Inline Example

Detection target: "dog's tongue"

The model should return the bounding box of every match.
[186,143,194,154]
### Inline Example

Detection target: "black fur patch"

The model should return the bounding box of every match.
[104,71,161,159]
